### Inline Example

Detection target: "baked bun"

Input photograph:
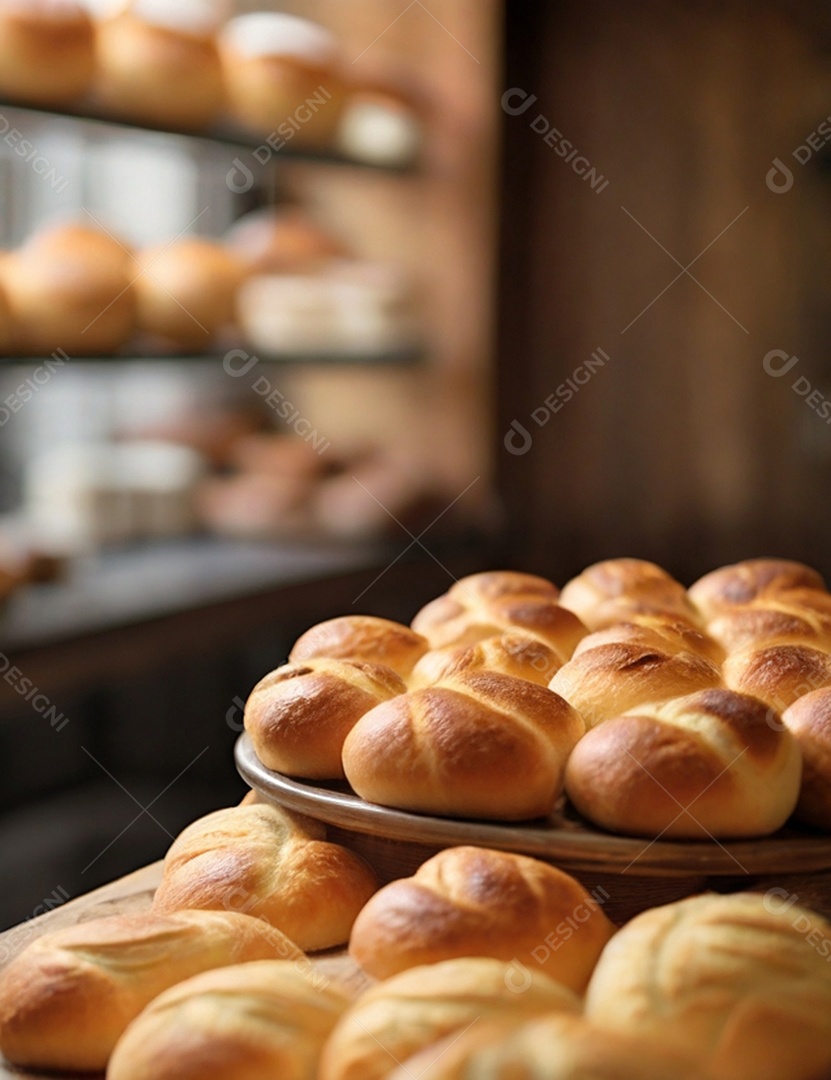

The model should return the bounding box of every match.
[289,615,429,679]
[0,0,95,106]
[688,558,826,620]
[2,223,135,355]
[549,642,721,728]
[0,909,301,1072]
[318,956,581,1080]
[559,558,696,630]
[722,642,831,712]
[411,570,584,660]
[392,1013,710,1080]
[585,891,831,1080]
[349,845,615,987]
[341,670,584,820]
[225,207,348,275]
[782,688,831,829]
[244,657,406,779]
[108,960,349,1080]
[219,13,346,145]
[134,238,246,349]
[93,0,227,130]
[707,598,831,654]
[565,687,801,839]
[409,629,562,689]
[572,615,724,665]
[152,802,378,951]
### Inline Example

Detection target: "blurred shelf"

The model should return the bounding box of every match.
[0,344,427,367]
[0,98,419,173]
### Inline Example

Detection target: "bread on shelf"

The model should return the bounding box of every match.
[0,0,96,107]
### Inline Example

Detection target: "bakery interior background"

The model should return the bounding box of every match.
[0,0,829,929]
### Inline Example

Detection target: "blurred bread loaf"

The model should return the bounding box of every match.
[342,670,584,820]
[225,207,348,275]
[153,802,378,951]
[108,960,349,1080]
[564,688,802,838]
[349,845,615,987]
[585,891,831,1080]
[289,615,429,679]
[0,909,301,1072]
[782,688,831,829]
[318,956,581,1080]
[0,0,95,106]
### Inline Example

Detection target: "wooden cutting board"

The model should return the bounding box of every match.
[0,863,363,1079]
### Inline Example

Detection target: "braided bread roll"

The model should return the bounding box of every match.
[707,597,831,654]
[410,570,585,660]
[341,670,584,820]
[564,688,802,839]
[688,558,826,620]
[585,892,831,1080]
[392,1013,710,1080]
[318,956,581,1080]
[409,629,562,689]
[572,615,724,665]
[723,642,831,713]
[108,960,349,1080]
[152,802,378,951]
[289,615,429,678]
[0,910,301,1072]
[549,642,721,728]
[782,688,831,830]
[244,658,405,778]
[349,845,615,987]
[559,558,697,630]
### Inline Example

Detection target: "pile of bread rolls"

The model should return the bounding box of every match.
[246,558,831,839]
[0,1,423,161]
[1,795,830,1078]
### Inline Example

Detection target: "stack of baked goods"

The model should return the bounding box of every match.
[243,558,831,840]
[0,2,424,162]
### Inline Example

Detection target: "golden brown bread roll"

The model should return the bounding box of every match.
[349,845,615,987]
[559,558,697,630]
[706,598,831,654]
[722,642,831,712]
[2,223,136,355]
[585,891,831,1080]
[409,629,562,689]
[564,688,801,839]
[782,688,831,830]
[152,802,378,951]
[317,956,581,1080]
[134,238,246,349]
[572,615,724,665]
[0,909,302,1072]
[549,642,721,728]
[341,670,584,820]
[0,0,95,106]
[392,1013,712,1080]
[289,615,429,679]
[93,1,226,130]
[107,960,349,1080]
[225,207,349,275]
[411,570,584,660]
[688,557,826,620]
[245,657,405,779]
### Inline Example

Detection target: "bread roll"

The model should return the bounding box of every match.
[349,845,615,987]
[108,960,349,1080]
[225,208,348,275]
[565,687,801,839]
[342,670,584,820]
[318,956,581,1080]
[134,238,246,350]
[585,891,831,1080]
[93,1,226,130]
[572,615,724,665]
[411,570,584,660]
[688,558,826,620]
[153,802,378,951]
[219,13,346,145]
[723,642,831,712]
[782,688,831,829]
[549,642,721,729]
[289,615,429,679]
[409,629,562,689]
[2,223,135,355]
[707,598,831,654]
[559,558,696,630]
[0,0,95,106]
[244,657,406,779]
[0,909,302,1072]
[392,1013,710,1080]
